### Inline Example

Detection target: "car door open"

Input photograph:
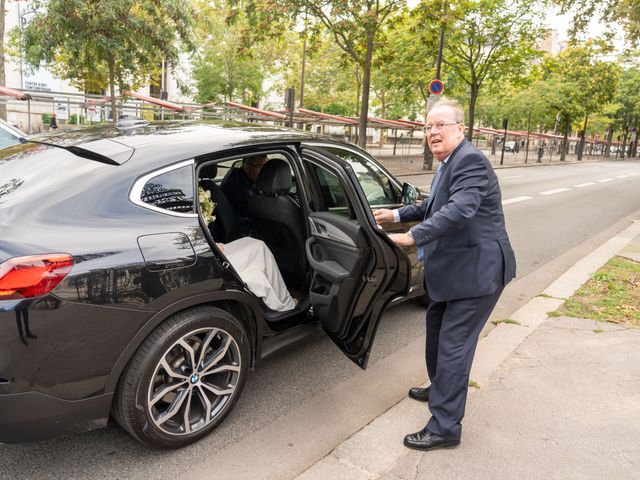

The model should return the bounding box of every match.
[302,147,411,368]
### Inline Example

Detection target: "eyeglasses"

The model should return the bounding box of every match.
[425,121,460,133]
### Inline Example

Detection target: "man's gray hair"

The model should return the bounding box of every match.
[429,98,465,123]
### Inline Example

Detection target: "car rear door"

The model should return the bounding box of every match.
[301,146,411,368]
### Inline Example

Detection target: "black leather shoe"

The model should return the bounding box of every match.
[408,386,430,402]
[403,427,460,451]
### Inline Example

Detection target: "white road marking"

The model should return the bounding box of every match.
[616,175,629,179]
[500,175,526,179]
[629,172,639,176]
[574,182,596,188]
[503,196,534,205]
[539,188,571,195]
[598,178,614,183]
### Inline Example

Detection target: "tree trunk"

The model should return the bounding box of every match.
[299,38,306,108]
[577,113,588,161]
[560,116,570,162]
[108,53,117,122]
[357,31,374,148]
[467,83,478,141]
[0,0,7,121]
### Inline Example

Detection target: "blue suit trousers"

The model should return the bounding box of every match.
[425,287,504,440]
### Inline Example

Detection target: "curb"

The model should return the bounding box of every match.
[294,218,640,480]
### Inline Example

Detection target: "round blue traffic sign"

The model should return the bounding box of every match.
[428,79,444,95]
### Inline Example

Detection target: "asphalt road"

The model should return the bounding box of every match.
[3,159,640,480]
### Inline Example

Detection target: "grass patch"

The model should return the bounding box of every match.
[468,380,480,389]
[552,256,640,328]
[491,318,522,326]
[593,329,604,334]
[537,293,554,298]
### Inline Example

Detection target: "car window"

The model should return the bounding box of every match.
[308,162,353,219]
[0,127,20,149]
[140,165,194,213]
[322,146,400,206]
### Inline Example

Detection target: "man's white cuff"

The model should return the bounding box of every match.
[393,210,400,222]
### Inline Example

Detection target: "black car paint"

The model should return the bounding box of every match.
[0,121,421,444]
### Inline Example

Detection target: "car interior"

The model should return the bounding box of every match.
[196,151,313,324]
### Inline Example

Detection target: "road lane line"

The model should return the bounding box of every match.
[629,172,639,176]
[598,178,614,182]
[616,175,629,179]
[503,196,534,205]
[574,182,596,187]
[501,175,526,179]
[539,188,571,195]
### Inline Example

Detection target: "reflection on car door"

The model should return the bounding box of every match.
[301,147,411,368]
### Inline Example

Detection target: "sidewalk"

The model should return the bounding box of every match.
[368,145,607,177]
[296,220,640,480]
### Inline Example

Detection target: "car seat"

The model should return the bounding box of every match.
[199,164,243,243]
[246,159,308,288]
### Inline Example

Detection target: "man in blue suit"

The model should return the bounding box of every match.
[373,99,516,451]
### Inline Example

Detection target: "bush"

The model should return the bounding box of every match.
[70,114,85,125]
[41,113,52,125]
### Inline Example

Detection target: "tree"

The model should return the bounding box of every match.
[426,0,544,141]
[12,0,195,120]
[192,2,264,104]
[611,66,640,157]
[553,0,640,45]
[235,0,406,147]
[540,41,620,160]
[278,34,361,116]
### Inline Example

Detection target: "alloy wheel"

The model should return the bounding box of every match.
[147,327,242,436]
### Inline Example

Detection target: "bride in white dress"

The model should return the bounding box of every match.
[217,237,297,312]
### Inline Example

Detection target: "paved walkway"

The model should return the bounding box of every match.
[296,222,640,479]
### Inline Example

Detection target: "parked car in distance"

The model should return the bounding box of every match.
[0,120,425,449]
[504,140,516,152]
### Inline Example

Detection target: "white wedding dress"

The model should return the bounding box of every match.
[222,237,296,312]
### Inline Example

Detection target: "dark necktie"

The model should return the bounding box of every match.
[425,161,445,215]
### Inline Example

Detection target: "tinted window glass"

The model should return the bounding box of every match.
[323,147,399,206]
[141,165,194,213]
[309,163,353,218]
[0,129,19,149]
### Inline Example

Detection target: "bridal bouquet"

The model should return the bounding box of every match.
[198,186,217,223]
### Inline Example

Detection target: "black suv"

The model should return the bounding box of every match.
[0,121,424,448]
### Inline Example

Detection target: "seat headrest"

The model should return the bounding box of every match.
[255,159,291,194]
[200,163,218,180]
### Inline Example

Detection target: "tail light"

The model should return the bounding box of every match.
[0,254,74,300]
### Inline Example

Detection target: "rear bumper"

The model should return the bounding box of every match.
[0,390,112,444]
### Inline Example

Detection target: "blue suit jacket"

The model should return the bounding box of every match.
[398,140,516,302]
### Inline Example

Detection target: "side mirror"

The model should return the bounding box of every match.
[401,182,418,205]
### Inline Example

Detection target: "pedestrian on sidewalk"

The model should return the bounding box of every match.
[373,99,516,452]
[49,112,58,130]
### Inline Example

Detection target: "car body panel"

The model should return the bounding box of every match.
[0,120,424,444]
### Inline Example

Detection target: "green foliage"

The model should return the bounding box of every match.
[552,0,640,46]
[432,0,545,138]
[41,113,51,125]
[554,256,640,327]
[12,0,195,116]
[69,113,85,125]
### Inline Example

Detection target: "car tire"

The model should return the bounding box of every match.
[113,306,249,449]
